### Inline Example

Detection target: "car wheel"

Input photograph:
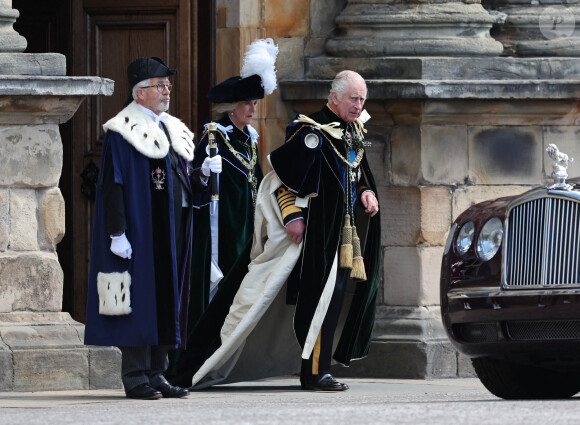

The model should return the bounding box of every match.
[472,357,580,399]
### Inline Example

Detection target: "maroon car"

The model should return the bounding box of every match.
[441,146,580,399]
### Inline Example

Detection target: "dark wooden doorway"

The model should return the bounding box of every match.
[13,0,214,323]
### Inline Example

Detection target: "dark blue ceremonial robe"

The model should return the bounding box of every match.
[84,130,184,347]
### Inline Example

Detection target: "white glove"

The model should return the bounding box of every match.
[201,155,222,177]
[110,233,132,259]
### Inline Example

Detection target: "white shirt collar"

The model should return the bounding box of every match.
[225,116,259,144]
[137,103,169,126]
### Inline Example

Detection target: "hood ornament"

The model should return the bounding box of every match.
[546,144,574,190]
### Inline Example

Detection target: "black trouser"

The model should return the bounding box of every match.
[119,346,170,392]
[301,267,348,378]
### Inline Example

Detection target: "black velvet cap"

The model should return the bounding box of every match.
[207,74,264,103]
[127,57,177,90]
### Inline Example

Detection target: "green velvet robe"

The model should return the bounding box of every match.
[270,105,381,364]
[166,116,263,380]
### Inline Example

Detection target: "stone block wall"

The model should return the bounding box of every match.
[0,124,65,313]
[0,119,95,391]
[371,97,580,311]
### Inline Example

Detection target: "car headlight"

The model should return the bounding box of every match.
[476,217,503,261]
[455,221,474,255]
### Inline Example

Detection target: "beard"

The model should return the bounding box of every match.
[159,99,170,112]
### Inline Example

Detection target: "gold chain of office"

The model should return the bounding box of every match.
[217,131,259,206]
[286,124,365,169]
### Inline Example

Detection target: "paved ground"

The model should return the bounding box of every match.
[1,377,579,425]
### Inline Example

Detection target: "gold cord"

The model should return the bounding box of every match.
[216,130,259,206]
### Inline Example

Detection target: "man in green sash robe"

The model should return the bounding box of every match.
[271,70,380,390]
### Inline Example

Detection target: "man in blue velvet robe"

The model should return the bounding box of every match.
[84,57,222,400]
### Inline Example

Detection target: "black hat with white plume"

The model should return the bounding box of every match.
[207,38,279,103]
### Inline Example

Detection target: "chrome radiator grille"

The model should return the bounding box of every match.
[505,197,580,288]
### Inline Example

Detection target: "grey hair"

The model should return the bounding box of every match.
[212,101,240,119]
[327,70,367,103]
[132,78,151,101]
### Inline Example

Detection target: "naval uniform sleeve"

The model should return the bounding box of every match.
[275,185,303,226]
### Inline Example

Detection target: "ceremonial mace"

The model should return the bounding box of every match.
[207,122,219,215]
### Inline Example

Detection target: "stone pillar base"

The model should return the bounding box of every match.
[326,2,503,57]
[0,5,27,53]
[495,5,580,57]
[332,306,475,379]
[0,313,121,391]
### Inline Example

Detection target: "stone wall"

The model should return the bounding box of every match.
[378,97,580,305]
[0,122,66,314]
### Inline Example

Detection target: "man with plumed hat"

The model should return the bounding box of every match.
[84,57,222,400]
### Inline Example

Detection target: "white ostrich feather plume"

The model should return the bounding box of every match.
[240,38,279,95]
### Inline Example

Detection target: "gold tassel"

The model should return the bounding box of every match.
[350,226,367,281]
[339,213,353,269]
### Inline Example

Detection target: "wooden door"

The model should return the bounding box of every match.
[13,0,214,323]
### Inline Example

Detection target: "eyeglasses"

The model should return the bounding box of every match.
[141,83,173,93]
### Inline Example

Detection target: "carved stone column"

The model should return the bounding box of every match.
[485,0,580,56]
[0,0,26,52]
[325,0,504,57]
[0,1,118,391]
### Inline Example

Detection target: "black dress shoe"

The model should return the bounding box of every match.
[126,383,163,400]
[155,381,189,398]
[300,374,349,391]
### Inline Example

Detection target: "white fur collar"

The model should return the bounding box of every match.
[103,101,194,160]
